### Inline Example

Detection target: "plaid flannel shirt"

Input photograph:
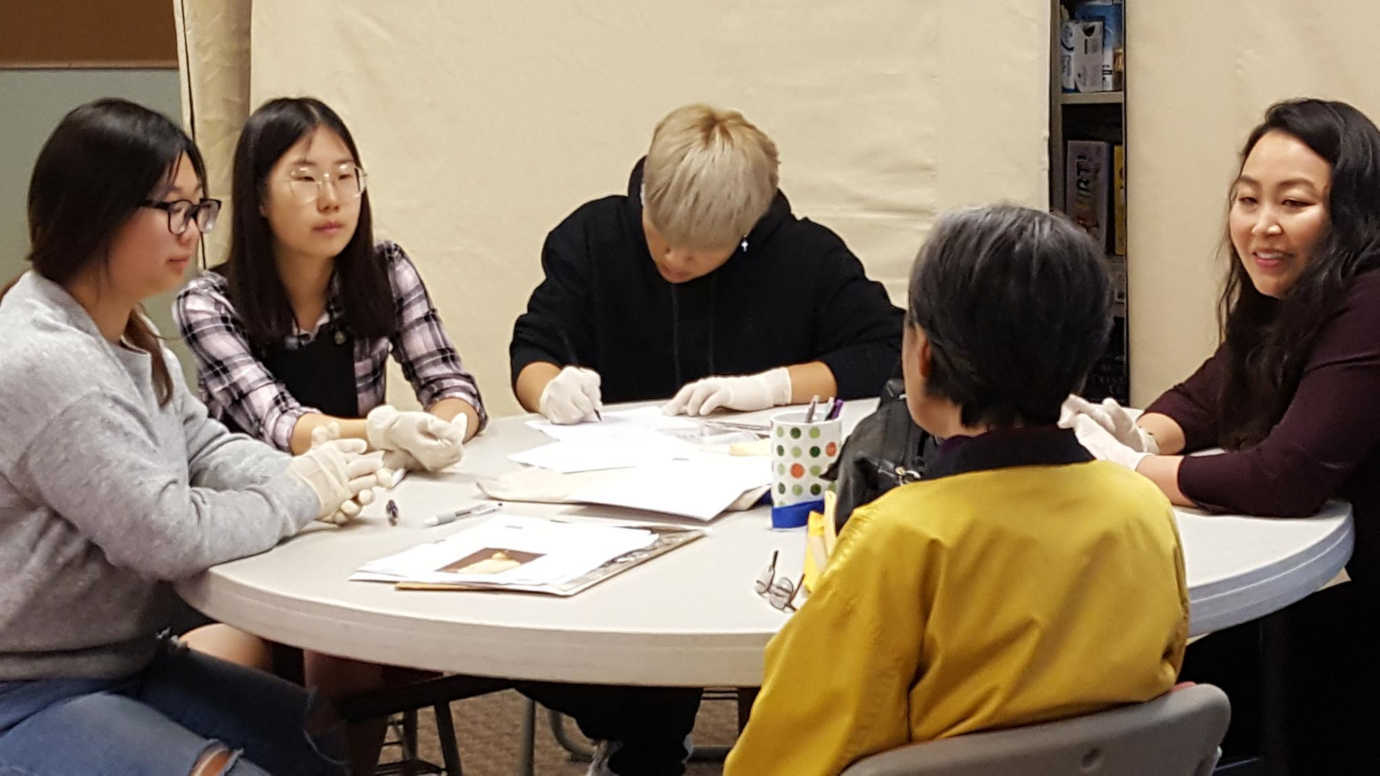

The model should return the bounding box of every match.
[173,241,486,451]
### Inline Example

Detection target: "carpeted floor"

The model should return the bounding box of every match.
[397,688,738,775]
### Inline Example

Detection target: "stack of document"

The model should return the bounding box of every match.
[478,456,769,521]
[352,514,657,588]
[492,406,771,521]
[510,407,762,473]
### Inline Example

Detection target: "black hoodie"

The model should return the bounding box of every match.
[510,159,903,404]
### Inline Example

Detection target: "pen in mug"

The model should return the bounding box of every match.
[805,395,821,422]
[426,501,503,527]
[559,330,603,422]
[826,397,842,421]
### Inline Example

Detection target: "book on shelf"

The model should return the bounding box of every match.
[1113,143,1127,255]
[1066,139,1111,251]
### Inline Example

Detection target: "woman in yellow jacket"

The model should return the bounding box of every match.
[726,205,1188,776]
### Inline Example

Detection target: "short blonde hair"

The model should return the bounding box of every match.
[643,104,780,250]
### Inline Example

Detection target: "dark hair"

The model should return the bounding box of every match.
[219,97,393,347]
[13,98,207,406]
[1217,99,1380,449]
[906,204,1111,428]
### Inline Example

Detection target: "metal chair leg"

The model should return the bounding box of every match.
[516,697,536,776]
[401,709,418,776]
[550,709,596,761]
[737,687,758,732]
[433,702,463,775]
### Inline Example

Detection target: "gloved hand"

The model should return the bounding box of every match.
[289,436,385,525]
[1059,395,1159,454]
[538,366,603,424]
[1070,414,1151,472]
[310,422,394,515]
[662,367,792,416]
[365,405,465,471]
[376,414,469,474]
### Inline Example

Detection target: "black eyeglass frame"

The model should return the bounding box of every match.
[141,198,222,236]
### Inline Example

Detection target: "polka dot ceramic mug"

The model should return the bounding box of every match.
[769,410,842,526]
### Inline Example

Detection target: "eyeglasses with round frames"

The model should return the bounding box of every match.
[141,198,222,236]
[754,549,804,612]
[285,164,367,204]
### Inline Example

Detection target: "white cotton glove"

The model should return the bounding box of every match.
[309,423,389,521]
[538,366,603,424]
[365,405,466,471]
[289,436,385,525]
[1059,394,1159,454]
[662,367,793,417]
[372,414,469,476]
[1070,414,1150,472]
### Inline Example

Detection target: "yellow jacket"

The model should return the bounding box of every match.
[726,431,1188,776]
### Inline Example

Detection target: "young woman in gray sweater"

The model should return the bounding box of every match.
[0,99,383,775]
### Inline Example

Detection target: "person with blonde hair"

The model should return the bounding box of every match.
[512,103,901,423]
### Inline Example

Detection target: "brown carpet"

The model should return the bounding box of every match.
[395,688,737,775]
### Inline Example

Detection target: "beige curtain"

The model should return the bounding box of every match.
[1128,1,1380,404]
[172,0,251,267]
[182,1,1050,416]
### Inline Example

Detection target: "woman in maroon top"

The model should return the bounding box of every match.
[1066,98,1380,773]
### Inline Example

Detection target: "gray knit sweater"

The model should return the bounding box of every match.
[0,272,319,679]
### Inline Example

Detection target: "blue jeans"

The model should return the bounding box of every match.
[0,637,346,775]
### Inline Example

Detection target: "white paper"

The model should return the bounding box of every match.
[352,514,657,586]
[478,454,771,521]
[527,406,699,442]
[569,456,770,520]
[514,407,765,473]
[508,441,658,473]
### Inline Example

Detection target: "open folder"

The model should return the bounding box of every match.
[350,514,706,596]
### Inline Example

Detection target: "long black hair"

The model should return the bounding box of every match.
[1218,99,1380,449]
[220,97,393,346]
[13,98,206,405]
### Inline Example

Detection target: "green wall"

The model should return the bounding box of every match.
[1,68,195,379]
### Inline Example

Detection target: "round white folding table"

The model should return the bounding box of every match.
[177,403,1354,689]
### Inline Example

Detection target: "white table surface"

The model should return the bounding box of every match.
[177,401,1354,688]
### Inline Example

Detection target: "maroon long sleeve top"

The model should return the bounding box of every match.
[1145,270,1380,588]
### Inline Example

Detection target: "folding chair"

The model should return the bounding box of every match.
[840,684,1230,776]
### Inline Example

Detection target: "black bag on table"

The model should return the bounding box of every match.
[825,378,941,531]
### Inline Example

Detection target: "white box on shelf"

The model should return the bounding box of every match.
[1065,20,1104,93]
[1074,0,1124,92]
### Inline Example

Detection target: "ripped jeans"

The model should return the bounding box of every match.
[0,637,345,775]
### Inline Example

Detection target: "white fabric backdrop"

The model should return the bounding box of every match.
[237,0,1049,415]
[173,0,251,269]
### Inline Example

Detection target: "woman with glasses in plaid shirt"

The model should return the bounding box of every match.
[174,97,485,465]
[173,97,487,773]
